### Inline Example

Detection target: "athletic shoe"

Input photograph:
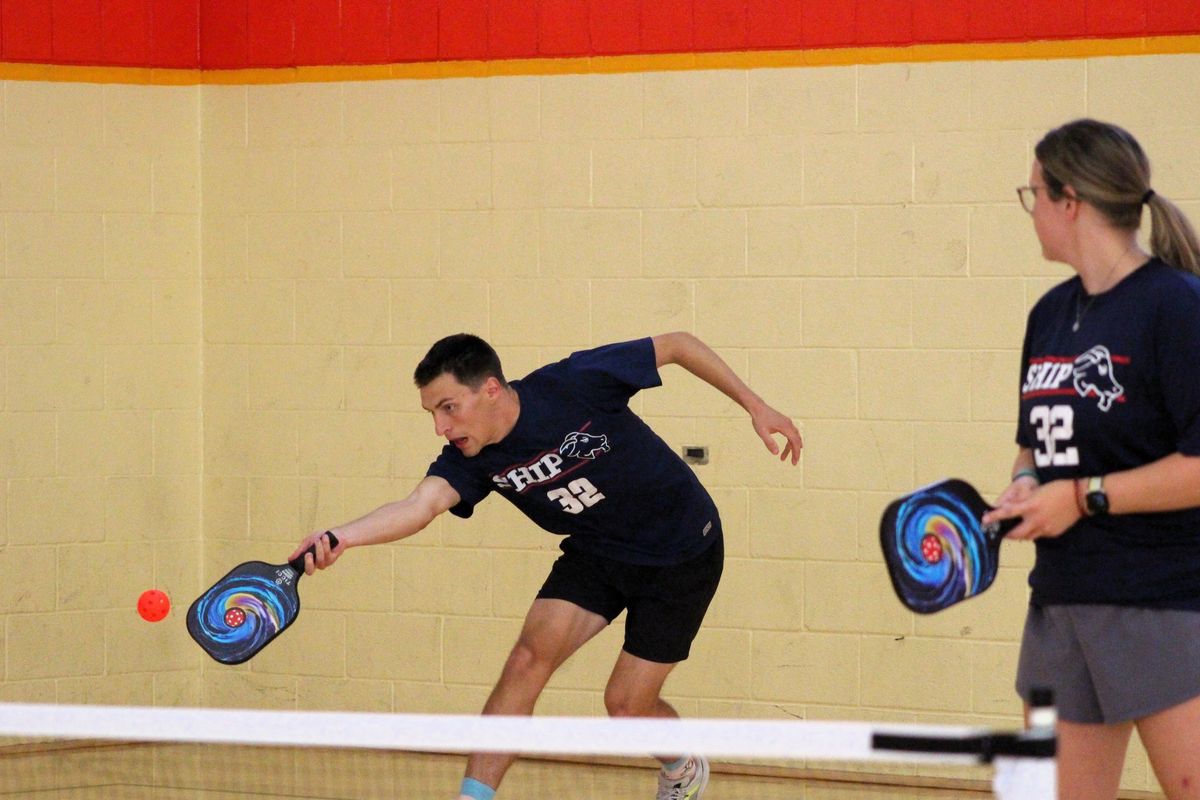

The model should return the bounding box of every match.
[655,755,709,800]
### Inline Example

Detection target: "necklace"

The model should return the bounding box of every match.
[1073,244,1135,332]
[1072,291,1098,332]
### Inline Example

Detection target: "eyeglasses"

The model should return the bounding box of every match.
[1016,185,1044,214]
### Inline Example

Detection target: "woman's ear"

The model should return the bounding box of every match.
[1060,184,1083,220]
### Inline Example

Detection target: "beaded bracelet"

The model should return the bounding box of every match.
[1011,468,1039,484]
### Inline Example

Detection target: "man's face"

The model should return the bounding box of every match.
[419,372,497,457]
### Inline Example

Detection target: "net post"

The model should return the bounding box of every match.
[992,686,1056,800]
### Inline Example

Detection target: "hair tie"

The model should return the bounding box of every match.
[1142,189,1156,205]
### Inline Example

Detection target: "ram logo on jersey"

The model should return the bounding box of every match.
[559,431,610,459]
[1073,346,1125,411]
[491,429,611,494]
[1021,345,1126,412]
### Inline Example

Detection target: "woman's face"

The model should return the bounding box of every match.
[1028,160,1071,264]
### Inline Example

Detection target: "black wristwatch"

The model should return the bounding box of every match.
[1084,476,1109,516]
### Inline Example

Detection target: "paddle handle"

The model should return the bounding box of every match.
[984,515,1022,545]
[287,531,340,574]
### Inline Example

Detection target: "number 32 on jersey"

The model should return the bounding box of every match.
[1030,404,1079,468]
[547,478,606,514]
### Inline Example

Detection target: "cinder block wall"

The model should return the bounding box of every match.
[0,81,203,705]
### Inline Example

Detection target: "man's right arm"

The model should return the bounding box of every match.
[291,475,461,574]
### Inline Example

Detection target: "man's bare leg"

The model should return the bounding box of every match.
[604,650,707,799]
[457,599,607,798]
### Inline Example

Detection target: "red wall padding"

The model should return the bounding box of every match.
[1,0,1198,70]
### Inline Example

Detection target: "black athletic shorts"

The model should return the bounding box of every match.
[536,534,724,664]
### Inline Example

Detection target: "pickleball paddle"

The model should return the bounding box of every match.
[879,479,1021,614]
[186,532,339,665]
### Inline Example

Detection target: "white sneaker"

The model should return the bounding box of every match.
[655,756,709,800]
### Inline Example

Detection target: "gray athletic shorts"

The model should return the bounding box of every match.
[1015,603,1200,724]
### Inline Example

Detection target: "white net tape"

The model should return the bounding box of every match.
[0,703,1055,798]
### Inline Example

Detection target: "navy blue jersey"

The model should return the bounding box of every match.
[426,338,721,566]
[1016,258,1200,608]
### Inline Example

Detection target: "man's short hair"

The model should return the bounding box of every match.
[413,333,507,389]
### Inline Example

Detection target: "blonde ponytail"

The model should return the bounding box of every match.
[1145,193,1200,277]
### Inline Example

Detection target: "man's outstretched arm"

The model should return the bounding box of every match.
[289,475,462,573]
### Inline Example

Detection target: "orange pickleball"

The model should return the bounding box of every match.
[138,589,171,622]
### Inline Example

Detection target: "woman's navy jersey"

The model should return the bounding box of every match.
[1016,258,1200,608]
[426,338,721,566]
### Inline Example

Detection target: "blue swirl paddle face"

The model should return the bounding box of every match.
[187,533,338,665]
[880,479,1020,614]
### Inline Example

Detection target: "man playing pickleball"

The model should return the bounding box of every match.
[291,331,802,800]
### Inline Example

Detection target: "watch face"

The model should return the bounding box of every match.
[1086,490,1109,516]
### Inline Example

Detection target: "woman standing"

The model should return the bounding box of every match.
[984,119,1200,799]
